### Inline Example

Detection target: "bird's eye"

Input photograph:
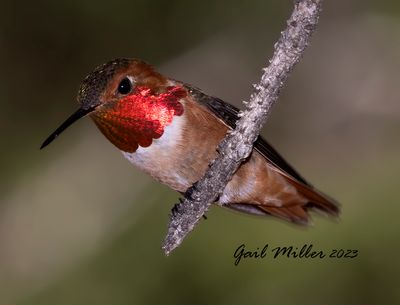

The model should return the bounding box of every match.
[117,77,132,95]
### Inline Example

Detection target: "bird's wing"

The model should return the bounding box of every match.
[185,85,310,186]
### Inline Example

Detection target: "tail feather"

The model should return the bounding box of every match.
[287,177,340,216]
[225,180,339,226]
[258,205,310,225]
[226,203,310,225]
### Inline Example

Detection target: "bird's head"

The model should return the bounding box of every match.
[41,58,186,152]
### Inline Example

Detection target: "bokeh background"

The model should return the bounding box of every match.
[1,0,399,304]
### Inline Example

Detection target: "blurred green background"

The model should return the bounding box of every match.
[1,0,399,304]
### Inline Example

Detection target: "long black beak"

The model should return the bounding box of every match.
[40,106,96,150]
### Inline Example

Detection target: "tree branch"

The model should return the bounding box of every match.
[162,0,323,255]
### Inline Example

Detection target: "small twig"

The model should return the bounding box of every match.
[162,0,323,255]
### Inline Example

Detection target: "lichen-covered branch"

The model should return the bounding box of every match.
[162,0,323,255]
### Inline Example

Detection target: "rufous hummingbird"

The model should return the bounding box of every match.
[41,58,339,224]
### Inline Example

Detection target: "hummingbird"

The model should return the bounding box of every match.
[41,58,339,225]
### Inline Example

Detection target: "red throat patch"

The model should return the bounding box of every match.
[92,86,186,152]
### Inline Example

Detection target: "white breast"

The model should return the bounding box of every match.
[121,109,189,189]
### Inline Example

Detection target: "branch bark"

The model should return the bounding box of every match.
[162,0,323,255]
